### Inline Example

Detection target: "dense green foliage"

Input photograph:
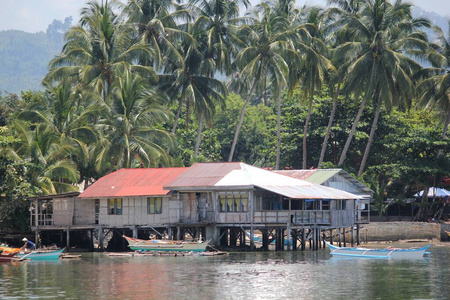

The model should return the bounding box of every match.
[1,0,450,230]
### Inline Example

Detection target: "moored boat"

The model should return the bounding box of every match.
[17,248,65,261]
[0,252,19,262]
[325,242,430,259]
[123,236,209,252]
[0,245,20,262]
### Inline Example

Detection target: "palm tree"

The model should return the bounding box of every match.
[333,0,430,176]
[44,0,155,101]
[93,70,173,172]
[289,5,334,169]
[17,80,101,187]
[317,0,364,167]
[123,0,190,70]
[182,0,249,157]
[228,2,300,166]
[159,26,227,140]
[189,0,249,75]
[416,22,450,158]
[7,121,80,194]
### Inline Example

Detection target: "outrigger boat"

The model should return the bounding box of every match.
[325,242,431,259]
[17,248,65,261]
[123,236,209,252]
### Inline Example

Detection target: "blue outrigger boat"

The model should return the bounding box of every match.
[17,248,65,261]
[325,242,430,259]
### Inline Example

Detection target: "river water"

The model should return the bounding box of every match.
[0,243,449,300]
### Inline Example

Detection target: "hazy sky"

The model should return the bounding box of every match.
[0,0,448,33]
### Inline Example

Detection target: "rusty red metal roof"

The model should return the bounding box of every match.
[165,162,243,188]
[79,167,188,198]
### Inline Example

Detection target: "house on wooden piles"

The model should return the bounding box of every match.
[29,162,366,251]
[164,162,365,250]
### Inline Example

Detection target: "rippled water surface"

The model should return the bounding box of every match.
[1,244,449,300]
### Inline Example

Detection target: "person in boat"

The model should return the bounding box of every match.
[21,238,36,251]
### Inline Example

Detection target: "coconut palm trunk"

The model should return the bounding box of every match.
[275,81,282,170]
[302,88,315,169]
[228,80,257,162]
[436,110,450,159]
[338,94,368,166]
[194,113,204,157]
[318,80,341,167]
[358,92,382,176]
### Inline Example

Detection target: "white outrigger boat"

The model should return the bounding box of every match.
[325,242,431,259]
[123,236,209,252]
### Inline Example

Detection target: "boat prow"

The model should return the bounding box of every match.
[325,242,430,259]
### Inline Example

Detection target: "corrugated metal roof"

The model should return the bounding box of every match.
[275,169,339,183]
[165,162,243,188]
[275,169,373,197]
[167,163,361,199]
[79,167,188,198]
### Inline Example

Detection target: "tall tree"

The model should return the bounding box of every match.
[333,0,430,176]
[290,5,333,169]
[228,2,300,166]
[416,21,450,158]
[93,70,173,172]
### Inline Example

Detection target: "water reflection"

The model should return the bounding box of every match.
[0,247,449,299]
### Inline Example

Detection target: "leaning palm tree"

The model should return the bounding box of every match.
[228,3,300,166]
[289,5,334,169]
[317,0,364,167]
[334,0,430,176]
[93,70,174,172]
[44,0,155,101]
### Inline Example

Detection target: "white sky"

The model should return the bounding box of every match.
[0,0,448,33]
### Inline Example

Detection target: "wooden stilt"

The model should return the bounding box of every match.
[351,226,354,246]
[66,227,71,252]
[356,224,361,245]
[250,225,255,250]
[301,229,306,251]
[132,225,138,238]
[338,227,342,247]
[343,227,347,247]
[330,229,334,245]
[286,223,291,251]
[262,229,269,251]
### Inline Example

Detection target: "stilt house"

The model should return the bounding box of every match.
[29,162,368,250]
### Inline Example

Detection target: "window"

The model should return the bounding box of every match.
[148,197,162,214]
[218,194,248,213]
[321,200,330,210]
[108,198,122,215]
[337,200,347,210]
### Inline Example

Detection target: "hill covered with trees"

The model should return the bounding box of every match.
[0,17,72,94]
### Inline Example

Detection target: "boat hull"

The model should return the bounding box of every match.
[17,248,65,261]
[123,236,209,252]
[325,242,430,259]
[0,252,18,262]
